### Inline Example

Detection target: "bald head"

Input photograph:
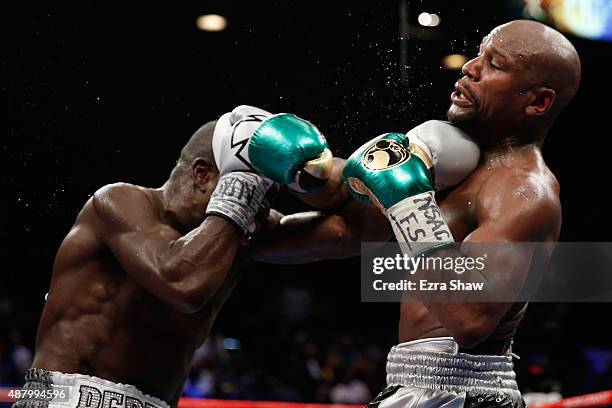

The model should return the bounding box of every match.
[448,19,581,144]
[493,20,581,115]
[178,121,217,170]
[160,121,220,230]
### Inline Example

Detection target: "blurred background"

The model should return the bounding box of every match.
[3,0,612,404]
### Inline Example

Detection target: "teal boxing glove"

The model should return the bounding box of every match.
[343,132,435,209]
[212,105,333,194]
[343,132,454,256]
[343,122,480,255]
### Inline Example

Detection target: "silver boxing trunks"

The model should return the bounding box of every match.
[11,368,170,408]
[368,337,525,408]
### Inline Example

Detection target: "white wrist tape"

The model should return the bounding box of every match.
[206,172,272,235]
[387,191,455,256]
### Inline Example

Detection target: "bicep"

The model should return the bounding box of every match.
[461,196,560,297]
[92,184,242,312]
[463,184,560,282]
[93,185,178,270]
[107,224,182,280]
[442,185,560,320]
[468,173,560,243]
[92,185,185,287]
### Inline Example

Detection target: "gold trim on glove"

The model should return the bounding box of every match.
[409,143,433,170]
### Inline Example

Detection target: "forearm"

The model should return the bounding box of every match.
[247,158,353,264]
[247,212,355,264]
[149,217,243,312]
[248,199,392,264]
[94,182,252,314]
[411,246,522,347]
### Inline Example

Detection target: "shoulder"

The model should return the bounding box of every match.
[474,165,561,240]
[92,183,160,230]
[92,182,151,213]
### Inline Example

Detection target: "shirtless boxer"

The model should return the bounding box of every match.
[18,106,333,408]
[252,20,581,407]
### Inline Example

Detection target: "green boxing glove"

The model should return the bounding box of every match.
[212,105,333,194]
[343,132,454,256]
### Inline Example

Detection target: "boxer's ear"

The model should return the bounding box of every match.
[192,157,212,191]
[525,87,556,117]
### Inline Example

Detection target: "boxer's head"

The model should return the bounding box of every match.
[163,121,219,229]
[447,20,581,145]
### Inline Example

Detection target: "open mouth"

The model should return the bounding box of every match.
[451,83,474,107]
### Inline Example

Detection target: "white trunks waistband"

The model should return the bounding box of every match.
[13,368,169,408]
[386,337,521,400]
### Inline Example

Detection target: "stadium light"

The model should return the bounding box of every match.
[196,14,228,32]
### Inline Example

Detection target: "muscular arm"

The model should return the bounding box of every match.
[249,158,393,263]
[92,183,242,313]
[423,172,561,348]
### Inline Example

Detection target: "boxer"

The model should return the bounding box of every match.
[18,106,332,408]
[252,20,580,407]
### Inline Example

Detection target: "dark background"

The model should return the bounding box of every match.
[3,0,612,403]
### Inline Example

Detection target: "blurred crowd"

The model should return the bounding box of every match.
[2,293,612,404]
[182,331,381,403]
[0,296,34,390]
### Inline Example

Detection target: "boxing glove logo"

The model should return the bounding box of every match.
[362,139,410,171]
